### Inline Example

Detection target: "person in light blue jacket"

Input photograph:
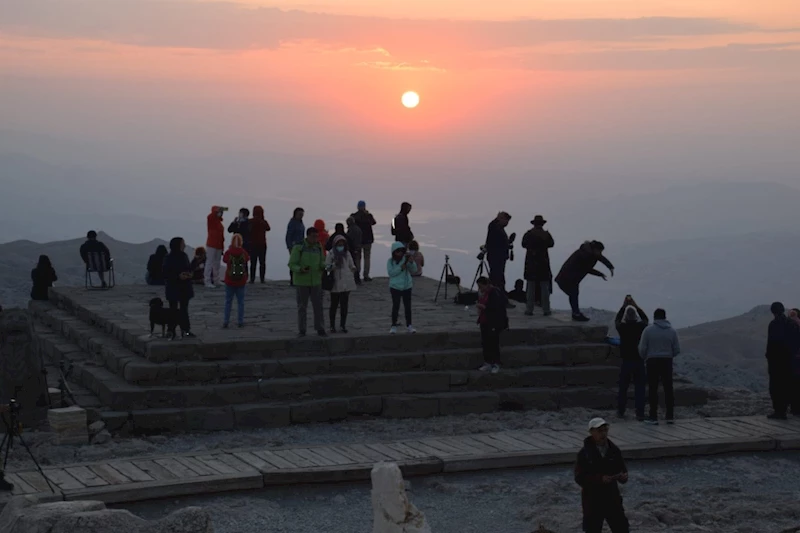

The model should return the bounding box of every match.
[638,308,680,425]
[387,241,418,334]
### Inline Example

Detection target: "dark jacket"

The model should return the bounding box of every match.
[146,252,167,285]
[30,267,57,301]
[478,286,509,330]
[485,219,510,261]
[250,206,271,247]
[285,218,305,250]
[393,212,413,243]
[615,306,649,362]
[163,251,194,302]
[346,224,363,252]
[574,437,627,515]
[555,242,614,290]
[766,315,795,363]
[228,219,251,250]
[521,228,554,282]
[350,210,377,245]
[79,239,111,266]
[326,230,355,252]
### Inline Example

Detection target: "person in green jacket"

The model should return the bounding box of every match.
[288,227,326,337]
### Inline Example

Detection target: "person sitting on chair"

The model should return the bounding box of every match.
[507,279,527,304]
[80,230,112,288]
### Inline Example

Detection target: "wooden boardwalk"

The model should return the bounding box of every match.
[4,416,800,505]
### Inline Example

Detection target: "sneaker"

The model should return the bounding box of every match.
[572,314,590,322]
[0,474,13,492]
[317,329,327,337]
[767,412,788,420]
[389,326,398,335]
[205,283,216,289]
[364,276,373,282]
[407,325,417,334]
[644,418,659,425]
[478,363,492,372]
[183,331,197,339]
[490,364,501,374]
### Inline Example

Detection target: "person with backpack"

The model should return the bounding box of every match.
[388,242,418,334]
[350,200,377,281]
[325,235,357,333]
[476,276,509,373]
[222,233,250,328]
[392,202,413,245]
[289,227,327,337]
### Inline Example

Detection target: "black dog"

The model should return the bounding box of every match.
[149,297,177,338]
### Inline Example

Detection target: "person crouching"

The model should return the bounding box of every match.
[476,276,508,373]
[326,235,357,333]
[222,233,250,328]
[575,418,630,533]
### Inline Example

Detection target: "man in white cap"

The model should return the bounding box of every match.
[574,418,630,533]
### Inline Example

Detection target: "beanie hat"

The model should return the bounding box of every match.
[358,200,366,208]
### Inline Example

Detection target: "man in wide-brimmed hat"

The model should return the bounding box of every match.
[521,215,555,316]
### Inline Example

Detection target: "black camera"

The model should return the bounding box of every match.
[477,245,487,261]
[8,399,20,415]
[508,232,517,261]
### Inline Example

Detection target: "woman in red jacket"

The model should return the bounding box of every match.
[222,234,250,328]
[313,219,330,256]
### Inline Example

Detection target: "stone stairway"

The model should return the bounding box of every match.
[28,282,708,433]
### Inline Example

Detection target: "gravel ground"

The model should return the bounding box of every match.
[7,390,772,470]
[119,452,800,533]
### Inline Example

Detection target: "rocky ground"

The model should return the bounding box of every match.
[120,452,800,533]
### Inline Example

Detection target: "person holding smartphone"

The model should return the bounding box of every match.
[614,295,648,420]
[288,227,326,337]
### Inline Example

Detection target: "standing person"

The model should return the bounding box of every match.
[346,217,363,284]
[30,255,58,301]
[79,230,112,288]
[162,237,195,339]
[522,215,554,316]
[484,211,513,297]
[314,219,331,256]
[146,245,168,285]
[614,296,649,420]
[350,200,377,281]
[288,227,326,337]
[325,222,352,251]
[392,202,414,245]
[222,234,250,329]
[204,206,227,289]
[574,418,630,533]
[407,240,424,277]
[227,208,251,253]
[639,308,680,424]
[789,308,800,414]
[387,242,418,334]
[285,207,305,285]
[555,241,615,322]
[249,205,271,283]
[325,235,357,333]
[476,276,509,374]
[190,247,207,284]
[765,302,794,419]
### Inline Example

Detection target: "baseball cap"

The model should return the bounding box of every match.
[588,417,609,431]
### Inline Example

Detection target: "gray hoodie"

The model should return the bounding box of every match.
[638,319,681,360]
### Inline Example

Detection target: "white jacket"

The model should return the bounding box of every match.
[325,250,357,293]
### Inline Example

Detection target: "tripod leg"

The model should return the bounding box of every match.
[13,434,57,493]
[470,263,484,292]
[435,263,447,302]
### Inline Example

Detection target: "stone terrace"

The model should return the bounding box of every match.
[29,277,708,433]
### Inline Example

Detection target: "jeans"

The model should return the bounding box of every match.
[168,298,191,334]
[558,282,580,315]
[250,245,267,282]
[224,285,246,326]
[583,504,630,533]
[390,288,412,326]
[768,358,791,415]
[647,358,674,420]
[362,244,372,277]
[330,291,351,328]
[204,247,222,286]
[487,256,507,291]
[296,285,323,333]
[525,281,551,314]
[480,323,501,365]
[618,359,646,418]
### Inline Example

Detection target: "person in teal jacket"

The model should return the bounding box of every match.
[387,241,418,334]
[288,227,326,337]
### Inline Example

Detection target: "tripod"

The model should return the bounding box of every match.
[1,403,56,493]
[435,255,460,303]
[469,258,491,292]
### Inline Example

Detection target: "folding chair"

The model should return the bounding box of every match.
[85,252,115,289]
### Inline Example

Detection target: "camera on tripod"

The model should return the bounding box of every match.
[476,245,487,261]
[508,232,517,261]
[7,399,20,415]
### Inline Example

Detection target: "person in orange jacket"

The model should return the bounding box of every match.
[313,219,330,256]
[205,206,227,288]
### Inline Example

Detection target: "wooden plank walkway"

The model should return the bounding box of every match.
[4,416,799,505]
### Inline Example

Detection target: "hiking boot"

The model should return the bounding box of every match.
[666,418,675,425]
[330,327,337,334]
[363,276,373,282]
[572,314,590,322]
[767,412,788,420]
[237,323,244,328]
[183,331,197,339]
[616,411,626,420]
[478,363,492,372]
[0,473,13,492]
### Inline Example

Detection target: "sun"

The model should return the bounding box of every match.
[401,91,420,109]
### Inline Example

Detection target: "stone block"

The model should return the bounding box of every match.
[371,463,432,533]
[48,406,88,445]
[516,367,566,388]
[497,388,559,411]
[563,366,618,387]
[233,404,291,428]
[218,361,265,380]
[378,353,426,372]
[359,374,404,395]
[174,362,219,383]
[145,386,217,408]
[467,371,522,390]
[348,396,383,416]
[538,346,565,365]
[290,399,349,424]
[449,371,470,387]
[277,357,331,376]
[438,391,499,416]
[329,355,386,373]
[501,348,544,368]
[309,375,359,398]
[565,345,611,366]
[213,383,261,404]
[401,372,451,394]
[186,406,236,431]
[131,408,188,433]
[258,377,311,399]
[122,361,169,385]
[558,387,616,409]
[424,351,477,371]
[382,396,440,419]
[100,411,130,432]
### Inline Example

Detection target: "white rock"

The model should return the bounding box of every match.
[371,463,431,533]
[92,429,112,445]
[88,420,106,434]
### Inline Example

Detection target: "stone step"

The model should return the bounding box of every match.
[32,299,609,362]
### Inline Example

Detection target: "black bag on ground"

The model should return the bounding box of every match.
[454,291,479,305]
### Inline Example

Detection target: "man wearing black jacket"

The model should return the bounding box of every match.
[227,208,251,252]
[766,302,796,420]
[79,230,112,288]
[574,418,630,533]
[350,201,377,281]
[615,296,648,420]
[393,202,414,245]
[555,240,614,322]
[485,211,512,297]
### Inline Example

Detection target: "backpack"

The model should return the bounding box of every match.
[229,253,246,282]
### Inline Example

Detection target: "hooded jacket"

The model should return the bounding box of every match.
[350,209,376,244]
[313,220,330,256]
[288,238,325,287]
[163,241,194,302]
[393,206,413,244]
[325,235,357,293]
[574,436,627,515]
[387,242,417,291]
[555,241,614,290]
[346,221,363,252]
[638,319,681,360]
[285,216,305,250]
[223,235,250,287]
[250,206,271,247]
[206,206,225,250]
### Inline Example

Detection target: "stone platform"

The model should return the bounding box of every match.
[29,277,708,432]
